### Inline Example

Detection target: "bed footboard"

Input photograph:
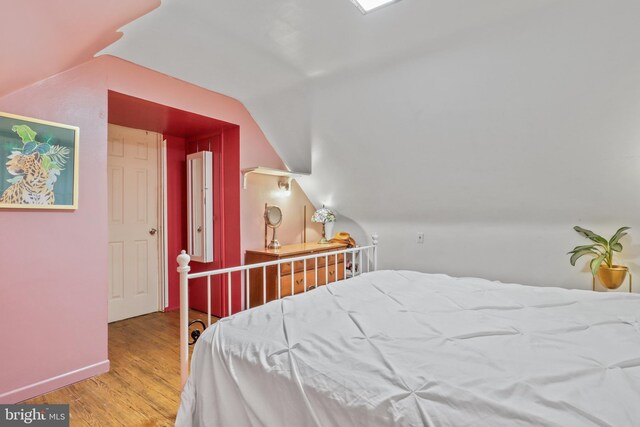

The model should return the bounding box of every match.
[176,234,379,388]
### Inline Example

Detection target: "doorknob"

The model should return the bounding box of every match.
[149,228,157,235]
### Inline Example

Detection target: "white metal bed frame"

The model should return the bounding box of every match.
[176,235,379,387]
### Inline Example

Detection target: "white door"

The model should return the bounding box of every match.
[108,124,160,323]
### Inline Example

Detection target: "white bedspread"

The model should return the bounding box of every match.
[176,270,640,427]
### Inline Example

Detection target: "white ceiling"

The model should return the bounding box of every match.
[101,0,558,171]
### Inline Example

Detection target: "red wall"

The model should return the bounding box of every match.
[165,134,188,309]
[165,130,241,316]
[107,91,242,315]
[219,126,242,316]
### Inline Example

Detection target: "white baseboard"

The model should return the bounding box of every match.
[0,360,110,404]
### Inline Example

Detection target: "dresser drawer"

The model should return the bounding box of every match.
[279,262,345,296]
[280,270,317,296]
[281,258,317,275]
[280,251,345,275]
[317,252,345,269]
[316,262,345,286]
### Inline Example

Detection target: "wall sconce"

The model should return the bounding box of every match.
[278,178,291,192]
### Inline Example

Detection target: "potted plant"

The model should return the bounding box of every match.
[568,226,630,289]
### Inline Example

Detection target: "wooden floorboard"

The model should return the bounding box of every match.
[24,310,214,426]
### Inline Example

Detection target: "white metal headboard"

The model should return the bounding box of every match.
[176,234,379,387]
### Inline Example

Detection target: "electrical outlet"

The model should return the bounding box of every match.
[417,232,424,244]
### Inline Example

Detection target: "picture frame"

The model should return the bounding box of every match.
[0,112,79,210]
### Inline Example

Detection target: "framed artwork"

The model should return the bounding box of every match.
[0,112,79,209]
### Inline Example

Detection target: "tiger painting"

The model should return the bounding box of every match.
[0,151,55,205]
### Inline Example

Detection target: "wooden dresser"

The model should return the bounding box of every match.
[245,242,348,308]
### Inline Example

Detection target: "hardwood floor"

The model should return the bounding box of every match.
[24,310,215,426]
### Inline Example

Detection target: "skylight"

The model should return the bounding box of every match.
[351,0,402,14]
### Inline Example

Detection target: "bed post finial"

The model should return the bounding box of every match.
[372,233,379,246]
[177,250,191,389]
[178,250,191,271]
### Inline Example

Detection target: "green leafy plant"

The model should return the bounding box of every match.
[11,124,37,143]
[568,226,630,276]
[8,124,69,175]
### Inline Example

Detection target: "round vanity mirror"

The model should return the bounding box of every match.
[264,205,282,228]
[264,205,282,249]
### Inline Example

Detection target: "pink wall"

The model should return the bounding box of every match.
[0,60,110,403]
[0,55,312,402]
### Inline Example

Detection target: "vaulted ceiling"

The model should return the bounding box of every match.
[4,0,558,172]
[99,0,558,172]
[0,0,159,99]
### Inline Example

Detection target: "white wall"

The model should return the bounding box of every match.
[299,0,640,291]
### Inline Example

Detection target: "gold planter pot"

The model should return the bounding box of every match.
[596,265,628,290]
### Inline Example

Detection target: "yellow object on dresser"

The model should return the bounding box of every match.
[245,242,347,308]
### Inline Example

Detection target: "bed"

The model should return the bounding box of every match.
[176,268,640,426]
